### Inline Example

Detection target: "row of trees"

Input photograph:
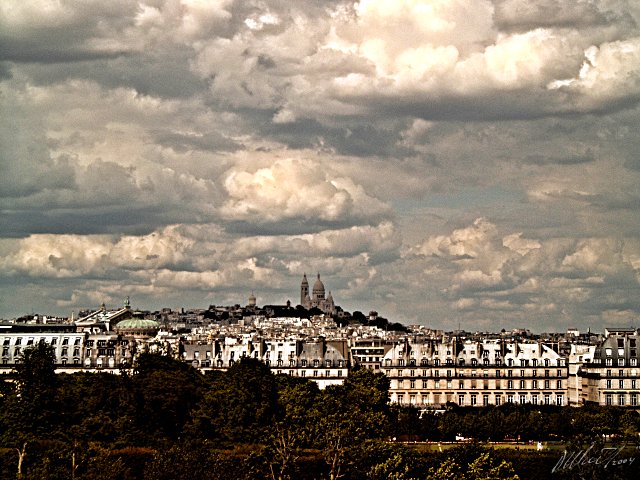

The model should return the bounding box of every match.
[0,342,638,479]
[391,402,640,442]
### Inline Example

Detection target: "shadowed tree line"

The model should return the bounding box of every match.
[0,342,638,479]
[390,402,640,443]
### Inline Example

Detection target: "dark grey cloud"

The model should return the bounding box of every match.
[493,0,636,32]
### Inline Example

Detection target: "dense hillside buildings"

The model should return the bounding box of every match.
[0,278,638,407]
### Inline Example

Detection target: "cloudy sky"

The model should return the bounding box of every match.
[1,0,640,332]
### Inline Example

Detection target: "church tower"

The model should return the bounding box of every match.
[301,273,309,306]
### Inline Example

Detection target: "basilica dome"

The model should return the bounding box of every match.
[312,273,325,299]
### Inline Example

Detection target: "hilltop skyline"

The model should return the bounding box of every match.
[1,1,640,331]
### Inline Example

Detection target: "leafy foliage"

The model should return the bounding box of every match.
[1,347,639,479]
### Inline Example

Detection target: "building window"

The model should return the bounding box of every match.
[544,395,551,405]
[631,393,638,406]
[532,380,538,389]
[606,379,612,389]
[458,394,465,406]
[557,380,562,389]
[520,380,525,389]
[397,394,404,404]
[519,395,526,404]
[532,395,538,405]
[606,358,612,366]
[556,395,564,406]
[15,338,22,346]
[410,380,415,389]
[471,395,477,406]
[544,380,550,389]
[507,380,513,389]
[619,379,624,389]
[618,394,625,406]
[507,394,514,403]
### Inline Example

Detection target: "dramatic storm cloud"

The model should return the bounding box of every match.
[1,0,639,332]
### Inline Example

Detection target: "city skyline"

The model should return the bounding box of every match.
[1,1,640,331]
